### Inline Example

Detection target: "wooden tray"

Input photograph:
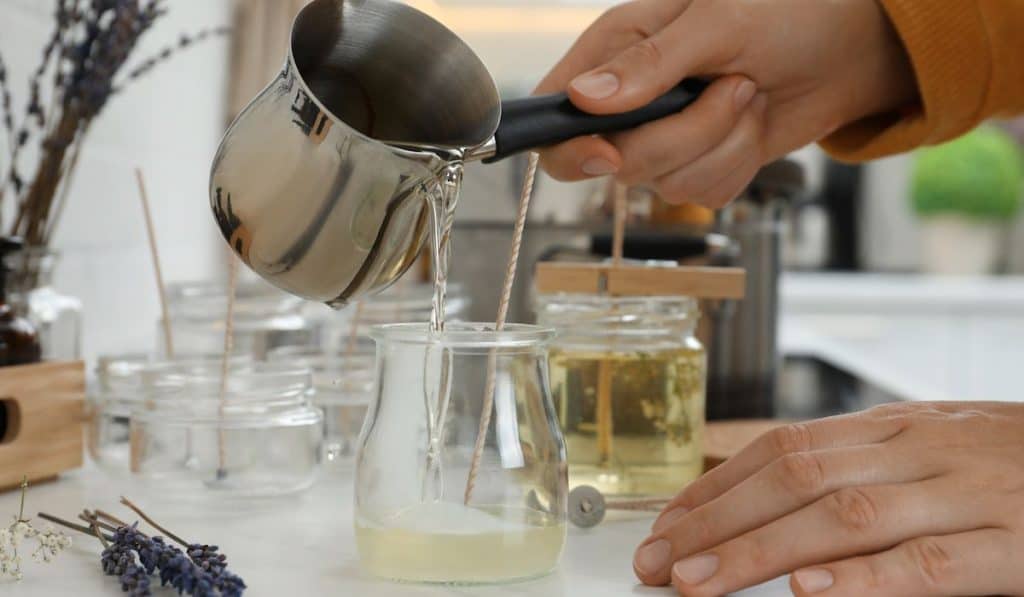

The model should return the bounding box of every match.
[0,361,85,492]
[703,419,791,471]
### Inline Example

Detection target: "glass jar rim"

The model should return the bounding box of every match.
[370,322,555,347]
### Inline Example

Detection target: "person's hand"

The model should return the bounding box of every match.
[536,0,918,208]
[632,401,1024,595]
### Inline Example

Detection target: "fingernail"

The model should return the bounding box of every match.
[794,569,834,593]
[633,539,671,576]
[581,157,618,176]
[652,507,688,532]
[734,80,756,111]
[673,553,719,585]
[571,72,620,100]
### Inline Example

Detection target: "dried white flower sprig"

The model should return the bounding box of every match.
[0,477,71,581]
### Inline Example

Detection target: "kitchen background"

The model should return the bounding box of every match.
[2,0,1023,403]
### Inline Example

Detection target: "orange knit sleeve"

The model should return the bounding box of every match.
[820,0,1024,162]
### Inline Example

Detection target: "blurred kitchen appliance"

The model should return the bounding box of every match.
[706,159,804,419]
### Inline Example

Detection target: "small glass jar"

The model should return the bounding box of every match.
[267,345,374,467]
[7,249,83,360]
[355,323,566,584]
[161,280,318,359]
[130,362,323,498]
[321,282,470,352]
[536,293,706,498]
[88,353,254,472]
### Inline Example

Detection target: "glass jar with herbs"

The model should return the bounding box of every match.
[536,293,706,498]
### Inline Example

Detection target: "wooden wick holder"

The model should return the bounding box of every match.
[0,361,85,492]
[534,262,746,300]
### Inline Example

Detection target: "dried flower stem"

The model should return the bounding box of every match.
[37,512,112,542]
[17,476,28,522]
[118,497,187,547]
[217,254,239,476]
[88,521,109,549]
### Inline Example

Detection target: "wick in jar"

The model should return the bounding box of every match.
[596,183,629,466]
[216,253,239,481]
[464,152,540,505]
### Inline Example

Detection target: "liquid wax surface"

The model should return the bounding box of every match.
[356,503,566,584]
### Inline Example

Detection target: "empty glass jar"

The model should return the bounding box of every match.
[88,353,254,472]
[268,345,374,467]
[320,282,470,352]
[130,362,323,498]
[355,323,566,584]
[161,280,317,359]
[536,293,706,498]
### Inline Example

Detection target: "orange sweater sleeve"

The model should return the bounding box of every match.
[820,0,1024,162]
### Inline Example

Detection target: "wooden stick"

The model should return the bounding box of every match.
[596,185,628,465]
[464,152,539,505]
[135,168,175,358]
[119,496,189,547]
[217,254,239,477]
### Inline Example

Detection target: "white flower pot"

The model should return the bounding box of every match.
[918,215,1005,275]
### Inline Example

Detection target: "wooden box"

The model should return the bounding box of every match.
[0,361,85,492]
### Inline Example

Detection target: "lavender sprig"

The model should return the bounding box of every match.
[44,500,246,597]
[0,0,230,246]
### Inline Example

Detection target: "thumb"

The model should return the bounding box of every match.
[567,6,742,115]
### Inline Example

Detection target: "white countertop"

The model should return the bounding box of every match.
[0,468,790,597]
[780,272,1024,403]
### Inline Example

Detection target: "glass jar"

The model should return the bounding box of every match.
[320,282,470,352]
[536,294,706,498]
[88,353,254,472]
[7,249,82,360]
[161,281,318,359]
[267,345,374,467]
[355,323,566,584]
[130,362,323,497]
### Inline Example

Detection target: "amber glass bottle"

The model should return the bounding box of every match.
[0,237,41,367]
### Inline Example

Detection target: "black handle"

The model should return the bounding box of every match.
[484,79,708,163]
[590,231,711,261]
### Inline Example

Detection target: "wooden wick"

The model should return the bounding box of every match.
[135,168,174,358]
[217,254,239,476]
[596,184,628,466]
[464,152,539,505]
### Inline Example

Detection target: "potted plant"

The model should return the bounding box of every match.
[911,126,1024,274]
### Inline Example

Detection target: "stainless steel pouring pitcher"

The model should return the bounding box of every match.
[210,0,706,308]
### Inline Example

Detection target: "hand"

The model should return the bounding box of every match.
[536,0,918,208]
[633,401,1024,596]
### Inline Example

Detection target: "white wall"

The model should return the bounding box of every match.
[0,0,234,363]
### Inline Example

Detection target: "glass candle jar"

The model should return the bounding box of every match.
[322,282,470,352]
[130,362,323,498]
[536,294,706,498]
[88,353,254,472]
[161,280,318,360]
[267,345,374,467]
[355,323,566,584]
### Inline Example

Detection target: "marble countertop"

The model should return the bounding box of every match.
[0,468,790,596]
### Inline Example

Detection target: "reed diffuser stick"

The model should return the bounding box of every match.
[216,254,239,478]
[135,168,174,358]
[464,152,539,505]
